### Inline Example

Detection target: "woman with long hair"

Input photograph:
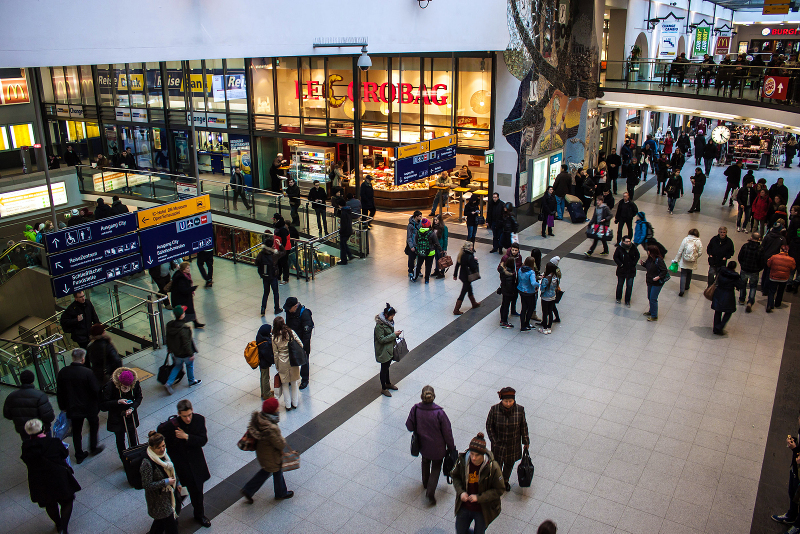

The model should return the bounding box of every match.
[517,257,540,331]
[539,262,559,334]
[140,431,179,534]
[453,242,480,314]
[170,262,204,328]
[641,245,669,321]
[271,316,302,410]
[374,303,402,397]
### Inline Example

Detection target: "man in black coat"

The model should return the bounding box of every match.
[723,160,743,207]
[487,193,505,253]
[613,236,640,306]
[360,175,376,226]
[606,148,622,194]
[230,168,251,210]
[770,177,790,207]
[552,164,572,220]
[285,296,314,389]
[706,226,735,287]
[688,168,706,213]
[614,192,638,240]
[3,370,55,440]
[158,399,211,528]
[60,291,100,349]
[308,180,328,235]
[337,202,354,265]
[56,348,104,463]
[110,195,128,215]
[93,198,113,219]
[63,145,81,166]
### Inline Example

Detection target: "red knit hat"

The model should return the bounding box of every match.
[262,397,280,414]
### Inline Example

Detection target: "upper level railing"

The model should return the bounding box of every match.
[0,240,44,287]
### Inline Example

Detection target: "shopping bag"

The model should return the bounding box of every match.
[237,430,257,451]
[282,450,301,471]
[511,232,520,244]
[53,411,70,440]
[393,337,409,362]
[438,255,453,270]
[442,448,459,484]
[288,339,308,367]
[668,261,679,273]
[546,215,555,227]
[517,449,535,487]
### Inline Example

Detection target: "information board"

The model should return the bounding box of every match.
[139,213,213,267]
[93,171,159,192]
[137,195,210,229]
[51,254,142,298]
[44,212,137,253]
[395,153,431,185]
[428,145,457,175]
[48,233,140,276]
[0,182,68,218]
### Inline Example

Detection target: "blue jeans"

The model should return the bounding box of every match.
[667,197,677,212]
[737,206,751,230]
[167,355,195,386]
[648,283,663,317]
[242,469,288,499]
[431,191,447,214]
[556,196,565,219]
[455,508,486,534]
[466,225,477,241]
[739,271,758,304]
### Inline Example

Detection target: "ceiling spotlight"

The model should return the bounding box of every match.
[417,0,432,7]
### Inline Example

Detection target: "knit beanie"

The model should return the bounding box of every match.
[20,370,35,385]
[421,385,435,404]
[498,387,516,399]
[172,305,185,319]
[90,323,105,337]
[262,397,280,414]
[421,218,431,228]
[549,256,561,266]
[469,432,488,454]
[117,369,136,387]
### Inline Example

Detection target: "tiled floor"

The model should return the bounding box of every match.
[0,161,796,534]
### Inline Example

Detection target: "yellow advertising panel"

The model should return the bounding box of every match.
[397,141,429,159]
[137,194,210,229]
[429,134,457,151]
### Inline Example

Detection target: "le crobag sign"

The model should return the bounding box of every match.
[0,77,30,105]
[296,79,450,107]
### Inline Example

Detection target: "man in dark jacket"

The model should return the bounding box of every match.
[614,192,638,240]
[109,195,128,215]
[157,399,211,528]
[677,131,691,153]
[451,432,505,533]
[723,160,743,206]
[285,177,301,226]
[606,148,622,194]
[360,174,376,226]
[256,240,281,316]
[63,145,81,166]
[552,164,572,219]
[3,370,55,440]
[86,323,121,387]
[66,208,87,227]
[406,211,422,278]
[770,177,790,206]
[230,168,251,211]
[738,233,763,311]
[285,297,313,389]
[487,193,505,253]
[688,168,706,213]
[625,158,641,199]
[307,180,328,235]
[706,226,735,286]
[56,348,104,463]
[585,196,613,256]
[338,201,354,265]
[694,132,706,165]
[736,181,757,232]
[60,291,100,349]
[121,148,136,169]
[614,236,640,306]
[93,198,113,219]
[485,387,529,491]
[164,306,201,394]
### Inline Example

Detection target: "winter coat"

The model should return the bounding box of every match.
[614,243,640,277]
[770,210,789,230]
[272,330,302,384]
[100,368,142,433]
[308,186,327,212]
[165,319,195,359]
[286,304,313,354]
[769,183,790,206]
[517,266,540,294]
[110,200,128,215]
[21,436,81,506]
[589,204,612,226]
[286,183,301,207]
[539,275,559,300]
[694,134,706,159]
[454,250,479,283]
[670,152,685,171]
[615,199,639,222]
[673,235,704,270]
[248,411,286,472]
[415,227,441,257]
[711,267,745,313]
[789,216,800,262]
[552,172,572,197]
[485,402,529,464]
[255,246,277,279]
[360,181,376,210]
[500,251,523,272]
[157,414,210,485]
[406,216,421,251]
[665,175,684,199]
[737,186,756,208]
[170,270,196,316]
[607,154,622,178]
[753,194,771,221]
[94,202,114,219]
[3,385,55,436]
[620,143,633,163]
[691,172,706,194]
[724,165,742,187]
[644,256,668,286]
[465,201,480,226]
[340,206,353,239]
[374,313,397,364]
[706,235,735,268]
[487,199,504,228]
[405,402,455,461]
[60,299,99,346]
[451,450,505,526]
[86,336,121,387]
[762,228,787,261]
[56,362,100,418]
[498,266,517,297]
[256,324,274,369]
[738,241,763,273]
[626,163,641,186]
[541,192,557,217]
[632,215,652,245]
[434,224,449,252]
[767,252,796,281]
[140,456,175,520]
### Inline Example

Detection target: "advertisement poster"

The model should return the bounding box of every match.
[518,170,528,206]
[549,153,563,185]
[693,27,711,57]
[229,135,253,187]
[0,182,68,217]
[659,23,680,58]
[212,74,247,102]
[715,36,731,56]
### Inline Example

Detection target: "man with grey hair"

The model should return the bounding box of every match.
[56,348,104,463]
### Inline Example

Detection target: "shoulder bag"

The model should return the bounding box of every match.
[282,449,301,471]
[409,406,420,457]
[703,283,716,301]
[517,449,535,487]
[288,339,308,367]
[393,336,409,362]
[156,353,184,385]
[237,430,257,451]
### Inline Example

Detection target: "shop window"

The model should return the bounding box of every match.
[301,57,326,132]
[96,64,114,107]
[423,57,453,129]
[456,57,492,149]
[152,127,168,170]
[114,63,130,107]
[392,57,422,142]
[39,67,55,103]
[86,122,100,139]
[9,123,35,148]
[206,59,225,112]
[325,56,355,126]
[225,58,248,114]
[251,57,275,122]
[64,66,81,104]
[80,65,95,105]
[276,57,300,130]
[0,127,9,151]
[133,126,153,169]
[165,61,185,110]
[52,66,68,104]
[358,56,388,129]
[128,63,146,107]
[361,122,388,141]
[66,121,87,142]
[146,62,163,108]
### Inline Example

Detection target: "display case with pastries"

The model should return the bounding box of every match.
[343,169,437,210]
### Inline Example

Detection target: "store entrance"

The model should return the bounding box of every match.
[48,119,101,164]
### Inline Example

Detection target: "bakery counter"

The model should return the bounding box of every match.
[343,182,436,210]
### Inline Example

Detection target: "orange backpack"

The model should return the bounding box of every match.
[243,340,268,369]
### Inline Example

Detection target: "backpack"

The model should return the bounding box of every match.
[416,229,433,256]
[683,239,699,263]
[244,340,268,369]
[256,251,275,278]
[645,222,654,241]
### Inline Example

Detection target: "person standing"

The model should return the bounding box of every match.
[374,303,401,397]
[451,432,505,534]
[100,367,142,461]
[786,135,798,168]
[196,245,214,289]
[625,158,641,199]
[256,324,275,399]
[770,177,790,207]
[704,139,717,177]
[552,164,572,219]
[464,196,480,244]
[269,153,286,192]
[538,262,559,334]
[497,258,518,329]
[429,171,454,216]
[157,399,211,528]
[711,261,745,334]
[614,191,638,239]
[431,214,449,279]
[487,193,505,253]
[736,181,757,232]
[3,370,55,441]
[694,131,706,166]
[110,195,128,215]
[665,169,684,215]
[540,186,557,237]
[273,316,302,409]
[406,211,423,279]
[723,160,743,206]
[56,348,104,464]
[706,227,735,287]
[753,189,772,236]
[21,418,81,534]
[614,236,640,307]
[93,198,113,219]
[517,257,540,331]
[285,177,301,226]
[673,229,703,297]
[453,241,481,314]
[240,398,294,503]
[149,262,175,309]
[86,323,121,387]
[170,262,204,328]
[164,305,202,394]
[256,240,281,316]
[406,386,455,505]
[606,148,622,194]
[272,214,292,285]
[413,218,442,283]
[738,232,763,312]
[767,246,797,312]
[360,175,376,226]
[59,291,100,349]
[307,180,328,235]
[688,168,707,213]
[63,145,81,167]
[485,387,529,491]
[585,195,612,256]
[338,201,354,265]
[642,245,668,322]
[140,431,179,534]
[230,168,251,211]
[284,297,313,390]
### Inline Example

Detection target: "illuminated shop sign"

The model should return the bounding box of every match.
[295,79,449,105]
[762,27,799,36]
[0,77,30,105]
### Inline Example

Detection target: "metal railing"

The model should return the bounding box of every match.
[0,333,66,393]
[0,240,45,287]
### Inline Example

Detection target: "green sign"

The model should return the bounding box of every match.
[485,153,494,165]
[693,27,711,56]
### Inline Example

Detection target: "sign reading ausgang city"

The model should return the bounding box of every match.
[51,254,142,299]
[48,233,140,276]
[137,194,210,230]
[139,213,213,267]
[44,211,138,253]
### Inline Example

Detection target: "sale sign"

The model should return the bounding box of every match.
[763,75,790,100]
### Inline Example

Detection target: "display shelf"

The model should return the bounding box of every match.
[290,145,335,182]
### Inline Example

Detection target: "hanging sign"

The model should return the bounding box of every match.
[139,213,214,266]
[51,254,142,298]
[136,195,210,229]
[47,233,140,276]
[659,23,680,59]
[763,76,790,100]
[715,36,731,56]
[693,27,711,57]
[44,212,138,253]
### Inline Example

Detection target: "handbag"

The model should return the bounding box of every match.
[476,215,486,226]
[703,283,717,301]
[438,255,453,269]
[156,353,184,385]
[393,337,409,362]
[53,411,70,440]
[282,449,301,471]
[442,448,458,483]
[546,214,555,227]
[237,430,257,451]
[274,373,282,389]
[517,449,535,487]
[555,288,564,303]
[288,339,308,367]
[163,280,173,293]
[409,406,420,457]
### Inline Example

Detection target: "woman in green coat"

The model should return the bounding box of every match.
[374,303,401,397]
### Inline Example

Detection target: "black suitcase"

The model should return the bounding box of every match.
[567,202,586,223]
[121,417,148,489]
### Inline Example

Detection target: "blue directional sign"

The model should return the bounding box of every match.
[395,153,431,185]
[48,233,140,276]
[51,254,142,298]
[139,213,213,268]
[44,212,138,253]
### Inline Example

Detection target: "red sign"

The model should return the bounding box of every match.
[715,36,730,56]
[295,79,449,106]
[763,75,790,99]
[769,27,797,34]
[0,77,30,105]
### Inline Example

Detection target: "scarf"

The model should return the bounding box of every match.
[264,412,280,424]
[147,447,177,517]
[182,270,193,283]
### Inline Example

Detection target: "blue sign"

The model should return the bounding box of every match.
[429,146,457,163]
[139,213,213,267]
[44,212,138,253]
[48,233,140,276]
[549,153,563,166]
[395,153,430,185]
[51,254,142,298]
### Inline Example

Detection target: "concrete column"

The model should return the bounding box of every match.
[614,109,627,151]
[641,110,651,139]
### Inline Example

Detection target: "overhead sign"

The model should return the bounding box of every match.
[48,233,140,276]
[45,212,138,253]
[428,145,457,175]
[763,75,790,100]
[0,182,68,218]
[715,36,731,56]
[693,27,711,57]
[0,76,30,105]
[51,254,142,298]
[137,194,210,229]
[139,213,213,266]
[659,23,680,59]
[396,153,431,185]
[93,171,158,192]
[397,141,429,159]
[763,0,790,15]
[429,134,457,151]
[395,135,459,185]
[176,182,197,200]
[762,27,797,35]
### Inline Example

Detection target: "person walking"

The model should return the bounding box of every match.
[540,186,557,237]
[164,305,202,394]
[374,303,401,397]
[786,135,798,168]
[86,323,121,387]
[614,236,640,307]
[500,244,523,316]
[59,291,100,349]
[230,168,251,211]
[762,222,789,295]
[256,238,281,316]
[552,164,572,219]
[453,241,481,314]
[360,174,376,225]
[406,386,456,505]
[307,180,328,235]
[486,387,529,491]
[665,169,684,215]
[170,262,204,328]
[642,245,668,322]
[272,214,292,284]
[148,262,175,309]
[767,246,797,312]
[497,258,518,329]
[736,181,756,232]
[585,195,612,256]
[196,243,214,289]
[141,431,179,534]
[464,196,480,244]
[100,367,142,461]
[738,232,763,312]
[284,297,313,389]
[500,204,520,253]
[614,191,638,238]
[711,261,745,334]
[406,211,423,279]
[517,257,540,331]
[451,432,505,534]
[413,218,442,283]
[706,227,735,287]
[21,418,81,534]
[157,399,211,528]
[240,398,294,503]
[625,157,641,199]
[3,370,55,441]
[723,160,743,206]
[285,177,301,226]
[694,131,706,166]
[688,168,707,213]
[673,229,703,297]
[487,193,505,253]
[538,262,559,334]
[272,316,301,410]
[256,324,275,400]
[753,188,772,236]
[56,348,104,464]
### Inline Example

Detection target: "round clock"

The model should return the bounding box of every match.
[712,125,731,144]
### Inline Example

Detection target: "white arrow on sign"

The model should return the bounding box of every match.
[52,237,60,248]
[147,256,153,265]
[778,83,784,93]
[63,284,69,293]
[54,261,62,269]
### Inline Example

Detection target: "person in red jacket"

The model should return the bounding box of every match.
[766,246,797,312]
[752,189,772,237]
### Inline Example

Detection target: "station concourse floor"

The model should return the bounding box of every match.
[0,160,798,534]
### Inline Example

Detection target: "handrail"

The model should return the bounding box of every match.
[112,278,167,300]
[0,333,63,348]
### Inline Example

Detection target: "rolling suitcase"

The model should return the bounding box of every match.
[121,416,148,489]
[567,201,586,223]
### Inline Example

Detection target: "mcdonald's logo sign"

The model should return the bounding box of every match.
[0,77,30,105]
